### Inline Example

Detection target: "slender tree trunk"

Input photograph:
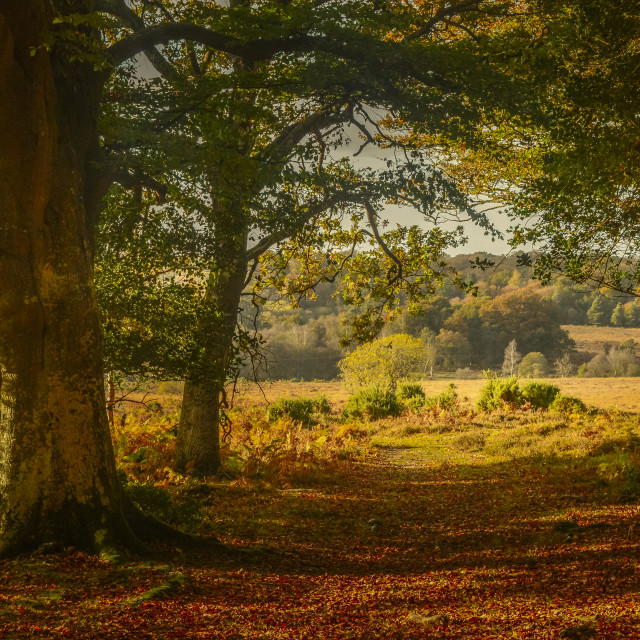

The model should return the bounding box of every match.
[175,218,247,476]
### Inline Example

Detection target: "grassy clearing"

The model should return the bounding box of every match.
[131,376,640,415]
[3,400,639,638]
[563,324,640,354]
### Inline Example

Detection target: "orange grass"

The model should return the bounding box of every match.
[224,377,640,413]
[563,324,640,354]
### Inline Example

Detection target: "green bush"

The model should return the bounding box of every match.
[521,382,560,410]
[265,396,331,424]
[396,382,425,402]
[549,394,588,414]
[424,383,458,411]
[477,377,522,411]
[343,387,401,421]
[396,382,426,409]
[339,334,427,391]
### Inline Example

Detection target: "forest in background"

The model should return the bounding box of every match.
[249,252,640,382]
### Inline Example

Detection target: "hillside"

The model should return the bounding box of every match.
[563,325,640,357]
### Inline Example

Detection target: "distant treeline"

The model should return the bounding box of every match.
[242,253,640,381]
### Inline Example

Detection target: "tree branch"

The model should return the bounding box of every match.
[107,23,314,67]
[113,168,168,203]
[363,200,403,285]
[246,191,354,261]
[403,0,483,42]
[262,107,350,162]
[97,0,176,78]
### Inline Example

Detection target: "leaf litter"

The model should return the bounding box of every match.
[1,410,640,639]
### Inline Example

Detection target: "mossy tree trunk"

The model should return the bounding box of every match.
[175,211,248,476]
[0,1,147,555]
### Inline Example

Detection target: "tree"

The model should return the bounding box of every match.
[611,303,627,327]
[625,302,640,328]
[583,353,612,378]
[554,352,574,378]
[339,334,427,392]
[435,330,473,371]
[501,339,521,376]
[0,0,581,552]
[518,352,550,378]
[511,1,640,295]
[587,295,613,326]
[6,0,511,553]
[0,0,220,555]
[95,0,545,475]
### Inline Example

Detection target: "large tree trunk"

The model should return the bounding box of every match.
[175,218,247,476]
[0,2,170,556]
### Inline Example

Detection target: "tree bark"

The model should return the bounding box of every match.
[0,2,200,556]
[175,214,247,476]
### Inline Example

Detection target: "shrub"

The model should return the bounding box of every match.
[266,396,331,425]
[518,352,550,378]
[550,394,588,414]
[453,432,486,451]
[477,376,522,411]
[521,382,560,410]
[339,334,427,391]
[424,383,458,411]
[396,382,426,409]
[396,382,425,401]
[343,387,401,421]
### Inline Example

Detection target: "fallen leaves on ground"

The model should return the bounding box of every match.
[2,414,640,639]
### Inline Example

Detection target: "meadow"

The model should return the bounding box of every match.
[229,376,640,414]
[562,325,640,356]
[2,375,639,639]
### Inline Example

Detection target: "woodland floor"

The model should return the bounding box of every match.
[1,409,640,639]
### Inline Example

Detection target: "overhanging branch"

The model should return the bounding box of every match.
[107,23,313,67]
[403,0,483,42]
[363,200,403,285]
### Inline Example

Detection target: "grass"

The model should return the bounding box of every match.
[563,324,640,354]
[132,375,640,415]
[3,398,640,638]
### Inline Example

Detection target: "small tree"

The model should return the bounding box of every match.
[554,352,574,378]
[611,303,627,327]
[501,339,522,376]
[420,328,438,380]
[339,334,426,392]
[625,303,640,327]
[587,296,613,326]
[518,352,550,378]
[585,353,612,377]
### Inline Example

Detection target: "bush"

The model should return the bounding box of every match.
[518,352,550,378]
[396,382,426,409]
[343,387,401,421]
[521,382,560,410]
[477,377,522,411]
[339,334,427,391]
[453,432,486,451]
[266,396,331,425]
[550,394,588,414]
[396,382,425,401]
[424,383,458,411]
